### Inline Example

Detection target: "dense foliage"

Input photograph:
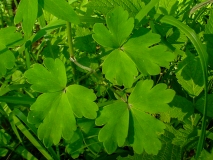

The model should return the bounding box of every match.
[0,0,213,159]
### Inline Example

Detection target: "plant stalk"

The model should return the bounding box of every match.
[66,22,76,82]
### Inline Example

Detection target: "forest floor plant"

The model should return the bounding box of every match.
[1,0,213,159]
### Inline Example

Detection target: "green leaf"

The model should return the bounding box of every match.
[25,58,98,147]
[96,80,175,154]
[196,94,213,118]
[0,27,23,47]
[166,95,194,121]
[128,80,175,154]
[93,7,134,48]
[0,129,11,157]
[175,52,204,97]
[0,44,15,78]
[25,58,67,93]
[87,0,144,17]
[96,101,129,154]
[123,28,175,75]
[14,0,38,37]
[38,0,80,24]
[102,49,138,88]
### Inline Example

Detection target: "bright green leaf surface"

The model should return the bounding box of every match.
[96,101,129,154]
[129,80,175,113]
[87,0,144,16]
[96,80,175,154]
[128,80,175,154]
[102,49,138,88]
[25,58,67,93]
[0,27,23,47]
[176,52,204,97]
[123,28,175,75]
[93,7,134,48]
[14,0,38,37]
[157,0,178,15]
[38,0,80,24]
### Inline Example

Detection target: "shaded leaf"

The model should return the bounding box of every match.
[87,0,144,17]
[196,94,213,117]
[14,0,38,37]
[175,52,204,97]
[38,0,80,24]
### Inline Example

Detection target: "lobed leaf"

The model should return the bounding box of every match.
[96,80,175,154]
[93,7,134,48]
[25,58,67,93]
[26,58,98,147]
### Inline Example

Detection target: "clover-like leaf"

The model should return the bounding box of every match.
[96,80,175,154]
[25,58,98,147]
[102,49,138,88]
[123,28,175,75]
[93,7,134,48]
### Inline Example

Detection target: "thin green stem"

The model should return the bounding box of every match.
[66,22,76,82]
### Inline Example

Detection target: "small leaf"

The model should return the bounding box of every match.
[38,0,80,24]
[25,58,67,93]
[14,0,38,37]
[93,7,134,48]
[102,49,138,88]
[123,28,175,75]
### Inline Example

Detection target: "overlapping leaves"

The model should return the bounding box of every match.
[25,58,98,147]
[96,80,175,154]
[93,7,174,88]
[0,27,23,78]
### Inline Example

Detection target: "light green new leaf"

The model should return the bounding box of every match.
[176,52,204,97]
[25,58,98,147]
[123,28,175,75]
[25,58,67,93]
[93,7,134,48]
[14,0,38,37]
[96,101,129,154]
[96,80,175,154]
[38,0,80,24]
[102,49,138,88]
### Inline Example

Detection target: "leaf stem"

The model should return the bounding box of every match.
[66,22,76,82]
